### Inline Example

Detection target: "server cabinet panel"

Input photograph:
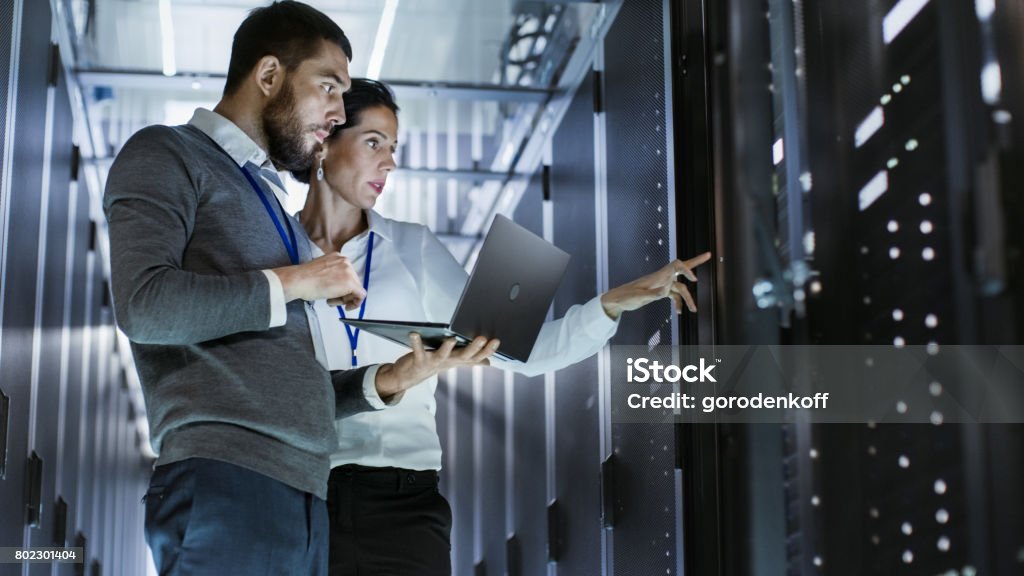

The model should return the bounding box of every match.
[90,340,113,569]
[27,55,73,568]
[478,368,506,575]
[0,0,12,243]
[443,369,476,576]
[83,320,113,569]
[998,1,1024,340]
[551,361,601,576]
[74,261,103,556]
[107,372,123,570]
[58,185,90,553]
[513,172,543,237]
[604,1,680,574]
[436,374,450,489]
[550,65,602,576]
[509,179,547,576]
[798,1,1018,573]
[604,0,674,336]
[0,0,51,552]
[696,0,1024,572]
[99,352,120,567]
[109,385,128,570]
[0,403,28,549]
[551,78,598,315]
[510,370,548,576]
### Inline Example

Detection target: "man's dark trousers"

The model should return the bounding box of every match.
[144,458,329,575]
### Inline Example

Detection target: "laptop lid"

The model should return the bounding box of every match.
[342,215,570,363]
[447,214,570,362]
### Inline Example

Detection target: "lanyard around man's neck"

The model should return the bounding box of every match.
[238,162,299,265]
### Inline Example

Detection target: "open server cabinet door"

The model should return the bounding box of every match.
[670,0,1024,574]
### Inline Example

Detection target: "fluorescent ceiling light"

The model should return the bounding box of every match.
[367,0,400,79]
[159,0,176,77]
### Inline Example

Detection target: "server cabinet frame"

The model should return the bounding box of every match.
[672,0,1024,574]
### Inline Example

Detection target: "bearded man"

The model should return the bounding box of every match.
[103,3,491,574]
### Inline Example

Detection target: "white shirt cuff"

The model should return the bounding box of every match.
[580,295,621,338]
[360,364,401,409]
[262,269,287,328]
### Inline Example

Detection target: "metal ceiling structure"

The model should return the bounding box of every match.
[60,0,614,242]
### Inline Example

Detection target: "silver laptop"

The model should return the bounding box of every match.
[340,214,570,362]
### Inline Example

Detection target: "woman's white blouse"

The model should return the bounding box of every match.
[309,210,618,471]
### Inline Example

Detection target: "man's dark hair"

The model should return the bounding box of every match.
[224,1,353,96]
[292,78,400,183]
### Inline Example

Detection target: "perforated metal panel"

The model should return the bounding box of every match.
[549,66,602,576]
[700,0,1024,573]
[605,4,674,330]
[508,174,548,576]
[552,69,598,317]
[799,0,1011,573]
[604,1,680,574]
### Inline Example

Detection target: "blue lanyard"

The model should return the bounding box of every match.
[337,231,375,367]
[238,165,299,265]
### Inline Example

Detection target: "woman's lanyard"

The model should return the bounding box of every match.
[238,164,299,264]
[337,231,375,367]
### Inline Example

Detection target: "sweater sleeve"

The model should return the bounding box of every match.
[331,365,383,418]
[103,126,273,345]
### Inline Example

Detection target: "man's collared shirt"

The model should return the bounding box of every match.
[188,108,290,328]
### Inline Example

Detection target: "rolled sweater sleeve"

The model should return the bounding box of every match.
[332,365,383,418]
[103,126,273,345]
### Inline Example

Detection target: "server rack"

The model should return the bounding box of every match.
[0,1,150,573]
[547,66,603,576]
[441,1,694,574]
[1,0,60,557]
[506,177,549,576]
[676,0,1024,574]
[605,2,689,576]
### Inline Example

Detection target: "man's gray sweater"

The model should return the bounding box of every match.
[104,123,372,499]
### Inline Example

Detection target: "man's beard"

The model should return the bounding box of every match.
[263,81,314,173]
